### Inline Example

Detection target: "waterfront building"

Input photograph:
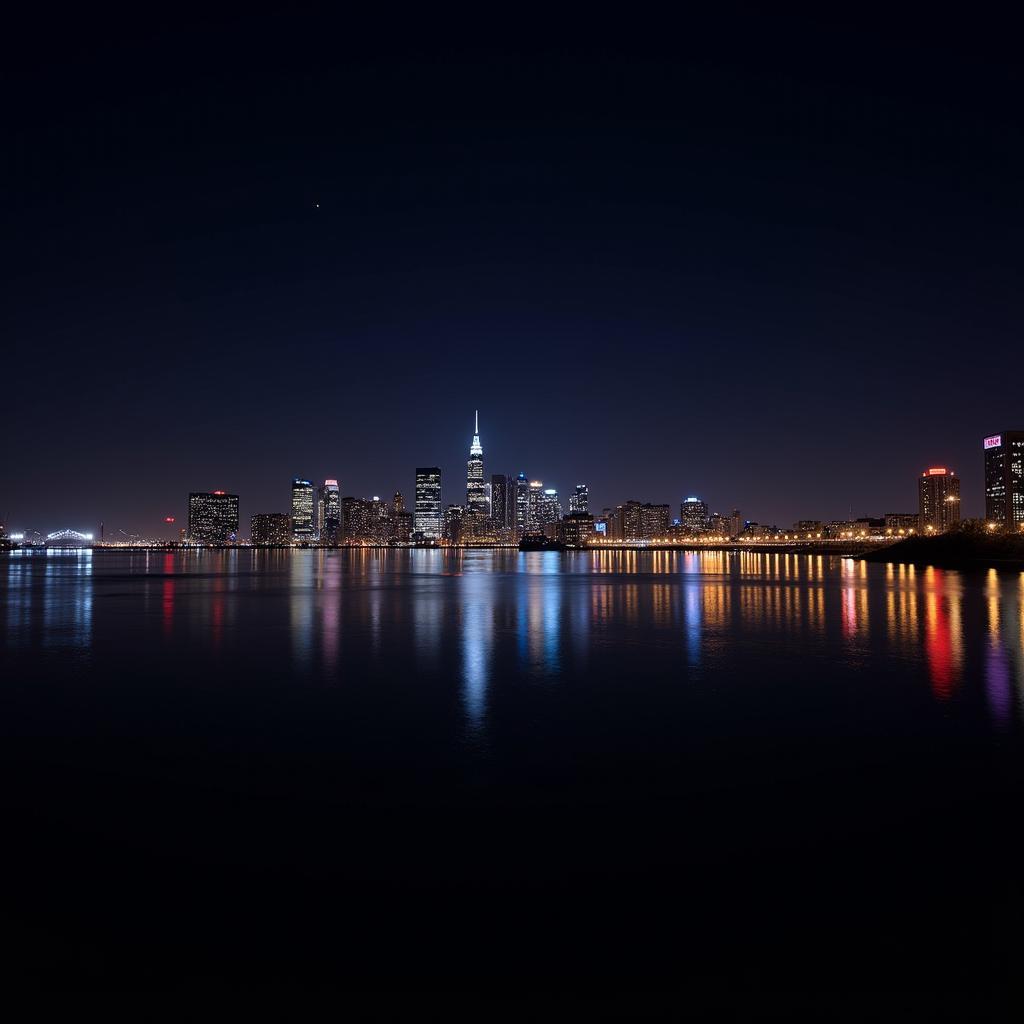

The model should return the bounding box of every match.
[540,488,562,527]
[187,491,239,543]
[414,467,442,539]
[341,496,373,543]
[291,479,315,541]
[568,484,589,514]
[250,512,291,546]
[491,474,514,531]
[884,512,918,535]
[318,479,341,545]
[466,412,487,515]
[680,497,709,534]
[560,512,594,547]
[707,512,732,537]
[730,508,742,539]
[528,481,544,531]
[622,501,671,540]
[918,467,961,533]
[391,491,413,543]
[443,504,466,543]
[984,431,1024,526]
[515,473,530,536]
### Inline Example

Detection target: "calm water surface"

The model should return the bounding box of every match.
[2,549,1022,998]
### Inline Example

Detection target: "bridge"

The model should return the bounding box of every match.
[45,529,94,548]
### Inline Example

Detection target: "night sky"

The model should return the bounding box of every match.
[4,11,1020,535]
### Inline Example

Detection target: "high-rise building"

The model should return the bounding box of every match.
[187,491,239,543]
[466,411,487,515]
[528,481,544,531]
[515,473,530,536]
[984,431,1024,526]
[730,509,742,539]
[568,484,589,514]
[680,497,709,534]
[560,512,594,547]
[250,512,291,545]
[918,467,961,532]
[539,488,562,527]
[414,467,442,539]
[291,479,315,541]
[441,504,465,543]
[318,479,341,545]
[622,501,671,541]
[392,492,413,543]
[490,474,514,531]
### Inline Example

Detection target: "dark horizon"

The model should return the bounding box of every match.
[4,11,1020,534]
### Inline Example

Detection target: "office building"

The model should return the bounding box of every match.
[318,479,340,545]
[539,488,562,527]
[466,411,487,515]
[187,491,239,543]
[291,479,315,541]
[984,431,1024,525]
[918,468,961,532]
[515,473,530,536]
[560,512,594,547]
[392,491,413,543]
[528,481,544,531]
[622,501,671,540]
[680,497,709,534]
[491,474,514,531]
[568,484,589,514]
[442,504,466,543]
[415,467,442,539]
[250,512,291,546]
[730,509,742,539]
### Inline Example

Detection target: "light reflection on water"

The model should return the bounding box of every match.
[4,549,1024,735]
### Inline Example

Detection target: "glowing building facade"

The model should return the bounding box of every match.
[188,491,239,543]
[466,411,486,515]
[415,467,442,538]
[984,431,1024,525]
[918,467,961,532]
[291,479,315,541]
[318,479,341,545]
[250,512,291,545]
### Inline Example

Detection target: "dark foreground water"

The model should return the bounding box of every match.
[2,548,1023,1003]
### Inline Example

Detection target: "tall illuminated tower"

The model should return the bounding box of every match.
[291,479,315,541]
[318,479,340,545]
[415,467,442,538]
[466,411,486,515]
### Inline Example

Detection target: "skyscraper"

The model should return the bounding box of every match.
[318,479,340,545]
[515,472,530,537]
[680,496,709,534]
[984,431,1024,526]
[250,512,291,545]
[187,491,239,543]
[466,411,487,515]
[568,484,589,514]
[490,474,514,531]
[539,488,562,527]
[291,479,315,541]
[918,467,961,532]
[415,467,442,538]
[528,480,544,531]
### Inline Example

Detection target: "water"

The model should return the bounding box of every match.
[2,548,1022,1000]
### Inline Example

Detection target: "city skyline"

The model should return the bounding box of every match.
[1,415,1013,542]
[5,14,1020,541]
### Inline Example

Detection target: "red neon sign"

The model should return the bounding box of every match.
[927,468,948,475]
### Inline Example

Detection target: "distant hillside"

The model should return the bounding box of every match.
[861,528,1024,569]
